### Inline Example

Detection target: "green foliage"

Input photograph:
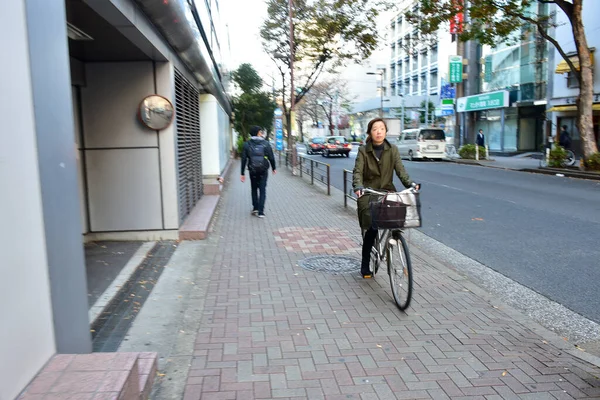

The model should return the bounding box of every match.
[419,101,437,124]
[548,145,567,168]
[458,144,487,160]
[405,0,545,48]
[584,152,600,171]
[236,135,245,156]
[232,63,263,94]
[231,64,276,140]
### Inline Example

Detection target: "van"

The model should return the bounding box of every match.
[396,128,447,161]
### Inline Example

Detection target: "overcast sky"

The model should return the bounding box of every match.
[220,0,388,101]
[221,0,274,78]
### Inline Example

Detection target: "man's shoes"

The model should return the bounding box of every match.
[251,210,258,216]
[258,213,265,218]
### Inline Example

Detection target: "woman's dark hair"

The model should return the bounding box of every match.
[366,118,388,142]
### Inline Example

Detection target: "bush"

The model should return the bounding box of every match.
[458,144,487,160]
[584,152,600,171]
[236,135,245,157]
[548,145,567,168]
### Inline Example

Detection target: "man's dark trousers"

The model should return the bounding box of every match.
[250,172,268,214]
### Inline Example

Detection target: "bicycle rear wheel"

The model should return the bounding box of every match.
[565,150,576,166]
[387,234,413,310]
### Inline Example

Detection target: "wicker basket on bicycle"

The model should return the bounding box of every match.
[369,190,422,230]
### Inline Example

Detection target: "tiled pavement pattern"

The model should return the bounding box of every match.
[273,227,361,255]
[184,163,600,399]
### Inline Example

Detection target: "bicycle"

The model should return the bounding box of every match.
[540,145,576,167]
[361,187,420,311]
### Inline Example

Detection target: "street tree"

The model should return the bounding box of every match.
[296,79,353,136]
[261,0,391,135]
[406,0,598,165]
[231,64,276,141]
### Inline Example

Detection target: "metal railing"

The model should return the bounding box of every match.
[343,169,357,207]
[298,156,331,195]
[277,148,331,195]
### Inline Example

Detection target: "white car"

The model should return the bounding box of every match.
[396,128,447,161]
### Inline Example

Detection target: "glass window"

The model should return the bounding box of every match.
[419,129,445,140]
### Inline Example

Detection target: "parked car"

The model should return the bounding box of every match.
[323,136,352,157]
[396,128,446,161]
[306,136,326,154]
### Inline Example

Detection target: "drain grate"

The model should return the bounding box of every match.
[298,255,361,274]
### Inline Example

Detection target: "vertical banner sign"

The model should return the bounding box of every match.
[274,108,284,151]
[449,55,463,83]
[449,0,464,34]
[484,55,493,82]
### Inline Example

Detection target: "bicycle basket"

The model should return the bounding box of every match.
[369,190,421,229]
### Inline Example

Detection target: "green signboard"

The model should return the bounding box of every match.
[449,55,463,83]
[456,90,509,113]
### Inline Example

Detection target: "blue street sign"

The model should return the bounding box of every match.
[276,128,284,150]
[441,109,454,116]
[274,108,283,117]
[440,83,456,99]
[275,119,283,129]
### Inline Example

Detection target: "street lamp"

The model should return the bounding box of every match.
[367,70,385,117]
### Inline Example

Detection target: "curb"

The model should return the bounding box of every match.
[451,159,600,180]
[88,241,156,325]
[521,167,600,181]
[291,173,600,369]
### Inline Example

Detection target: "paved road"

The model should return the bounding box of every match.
[296,144,600,324]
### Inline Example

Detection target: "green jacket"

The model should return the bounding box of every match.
[352,139,413,229]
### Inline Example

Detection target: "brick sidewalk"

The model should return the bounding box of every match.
[183,163,600,399]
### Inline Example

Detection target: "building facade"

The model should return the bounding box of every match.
[387,0,457,137]
[457,2,550,152]
[547,1,600,155]
[0,0,232,398]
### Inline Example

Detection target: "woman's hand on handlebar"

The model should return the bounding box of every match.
[354,189,363,198]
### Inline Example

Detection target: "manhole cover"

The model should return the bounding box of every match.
[298,255,361,275]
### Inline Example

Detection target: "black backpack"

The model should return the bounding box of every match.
[248,141,268,174]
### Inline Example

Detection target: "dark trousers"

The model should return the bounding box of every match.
[250,172,268,214]
[361,228,378,275]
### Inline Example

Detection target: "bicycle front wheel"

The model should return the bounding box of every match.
[387,234,413,311]
[565,150,576,166]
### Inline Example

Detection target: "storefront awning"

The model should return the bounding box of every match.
[555,52,594,74]
[547,104,600,112]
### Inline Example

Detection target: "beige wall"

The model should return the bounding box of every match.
[79,62,180,235]
[0,1,57,398]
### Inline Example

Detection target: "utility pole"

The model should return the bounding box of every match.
[288,0,297,172]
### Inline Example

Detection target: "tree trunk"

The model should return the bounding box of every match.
[572,0,598,164]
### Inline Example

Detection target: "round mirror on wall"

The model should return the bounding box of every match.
[138,94,175,130]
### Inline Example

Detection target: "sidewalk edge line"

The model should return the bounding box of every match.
[319,175,600,368]
[88,241,157,325]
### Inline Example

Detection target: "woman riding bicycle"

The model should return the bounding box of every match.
[352,118,419,279]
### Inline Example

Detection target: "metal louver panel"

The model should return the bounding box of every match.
[174,69,203,223]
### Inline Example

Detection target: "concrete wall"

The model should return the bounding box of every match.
[200,94,232,178]
[79,62,179,236]
[0,3,57,398]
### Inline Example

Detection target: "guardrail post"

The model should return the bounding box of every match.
[310,160,314,185]
[343,170,347,207]
[327,164,331,196]
[299,156,303,178]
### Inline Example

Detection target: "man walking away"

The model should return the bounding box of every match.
[476,129,485,147]
[240,126,276,218]
[559,125,572,150]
